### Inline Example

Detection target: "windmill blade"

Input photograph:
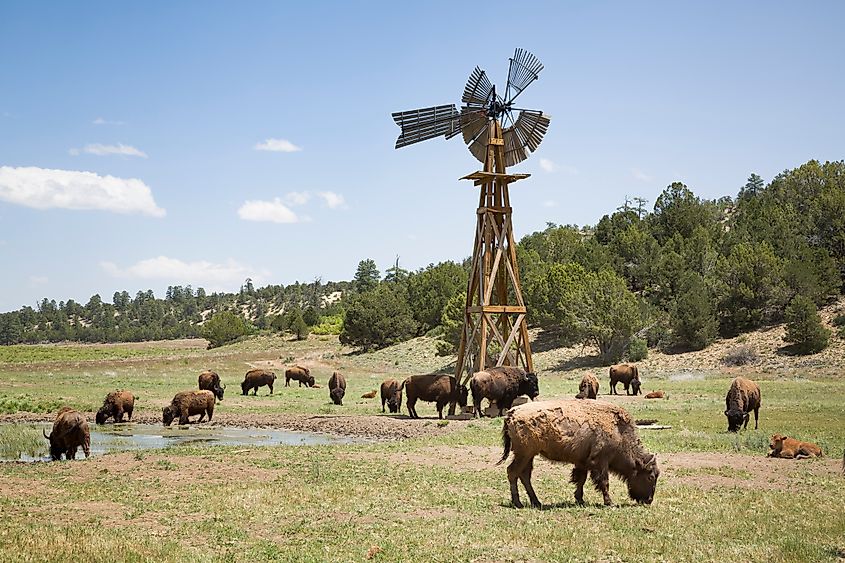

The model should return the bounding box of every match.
[462,66,494,107]
[502,109,551,166]
[462,114,492,163]
[392,104,461,148]
[505,48,544,104]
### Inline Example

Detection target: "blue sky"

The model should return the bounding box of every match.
[2,2,844,312]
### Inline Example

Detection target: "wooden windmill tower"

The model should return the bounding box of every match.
[392,49,551,384]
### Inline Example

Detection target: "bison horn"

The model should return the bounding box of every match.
[43,429,50,439]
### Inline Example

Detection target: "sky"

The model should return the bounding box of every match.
[2,1,845,312]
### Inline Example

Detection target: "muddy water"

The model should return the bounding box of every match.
[1,423,364,462]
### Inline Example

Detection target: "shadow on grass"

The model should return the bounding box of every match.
[497,500,634,510]
[552,354,608,373]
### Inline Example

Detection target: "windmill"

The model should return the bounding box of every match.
[392,48,551,385]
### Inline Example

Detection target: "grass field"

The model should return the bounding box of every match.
[0,334,843,562]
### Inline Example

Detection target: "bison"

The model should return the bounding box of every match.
[328,371,347,405]
[645,390,665,399]
[285,365,315,387]
[470,366,540,418]
[95,390,135,424]
[44,407,90,461]
[198,370,225,401]
[499,399,660,508]
[401,374,468,419]
[163,390,216,426]
[380,378,403,413]
[361,390,377,399]
[575,373,599,399]
[241,369,277,396]
[768,433,822,459]
[609,363,641,395]
[724,376,761,432]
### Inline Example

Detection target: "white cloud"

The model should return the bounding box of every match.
[317,191,345,209]
[70,143,147,158]
[285,191,311,206]
[539,158,558,173]
[238,198,300,223]
[101,256,265,290]
[542,200,557,208]
[0,166,165,217]
[254,138,302,153]
[29,275,48,285]
[632,168,653,182]
[92,117,125,126]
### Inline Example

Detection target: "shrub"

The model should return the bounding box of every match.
[721,345,759,366]
[201,311,251,348]
[340,284,417,350]
[626,337,648,361]
[670,272,717,350]
[311,314,343,335]
[783,295,830,354]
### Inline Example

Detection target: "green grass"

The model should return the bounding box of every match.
[0,423,45,459]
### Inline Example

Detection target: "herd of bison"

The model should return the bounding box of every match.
[40,362,829,508]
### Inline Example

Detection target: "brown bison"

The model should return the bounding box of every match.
[609,363,641,395]
[645,390,665,399]
[575,373,599,399]
[499,399,660,508]
[361,390,377,399]
[198,370,225,401]
[401,374,468,419]
[328,371,347,405]
[241,369,276,395]
[768,433,822,459]
[724,376,761,432]
[95,390,135,424]
[285,365,315,387]
[380,378,403,413]
[470,366,540,418]
[44,407,90,461]
[163,390,216,426]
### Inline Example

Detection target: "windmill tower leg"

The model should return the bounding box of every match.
[455,120,534,386]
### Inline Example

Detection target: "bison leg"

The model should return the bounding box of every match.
[436,401,445,419]
[610,382,616,395]
[743,412,750,430]
[507,454,534,509]
[252,387,258,396]
[127,408,133,421]
[66,447,77,460]
[406,398,417,419]
[269,383,274,395]
[753,406,759,430]
[207,405,214,422]
[571,466,588,505]
[447,400,457,417]
[519,458,541,508]
[285,377,291,387]
[590,466,613,506]
[624,383,630,396]
[116,408,124,422]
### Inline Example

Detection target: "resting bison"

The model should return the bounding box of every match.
[401,374,468,419]
[768,433,822,459]
[163,390,215,426]
[645,390,665,399]
[724,376,761,432]
[499,399,660,508]
[470,367,540,418]
[609,364,641,395]
[198,370,225,401]
[328,371,347,405]
[241,369,276,396]
[380,378,403,413]
[285,365,314,387]
[575,373,599,399]
[361,390,377,399]
[44,407,90,461]
[95,390,135,424]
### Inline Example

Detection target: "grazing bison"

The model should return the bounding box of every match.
[724,376,761,432]
[328,371,347,405]
[285,365,314,387]
[401,374,468,419]
[609,363,641,395]
[575,373,599,399]
[198,370,225,401]
[768,433,822,459]
[95,390,135,424]
[44,407,90,461]
[645,390,665,400]
[470,366,540,418]
[380,378,403,413]
[241,369,277,396]
[162,390,216,426]
[499,399,660,508]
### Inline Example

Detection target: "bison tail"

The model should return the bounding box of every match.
[497,420,512,465]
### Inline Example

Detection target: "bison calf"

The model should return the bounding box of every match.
[198,370,225,401]
[575,373,599,399]
[285,365,315,387]
[768,433,822,459]
[470,366,540,418]
[163,390,216,426]
[500,399,659,508]
[609,363,641,395]
[724,376,761,432]
[402,374,468,419]
[95,390,135,424]
[328,371,347,405]
[241,369,276,396]
[44,407,90,461]
[645,390,665,399]
[380,378,403,413]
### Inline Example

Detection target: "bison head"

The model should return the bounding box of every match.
[457,385,469,408]
[162,406,176,426]
[631,378,642,395]
[627,453,659,504]
[769,433,786,451]
[330,387,345,405]
[214,384,225,401]
[95,407,109,425]
[520,372,540,400]
[725,408,745,432]
[306,374,316,387]
[42,429,64,461]
[241,380,249,395]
